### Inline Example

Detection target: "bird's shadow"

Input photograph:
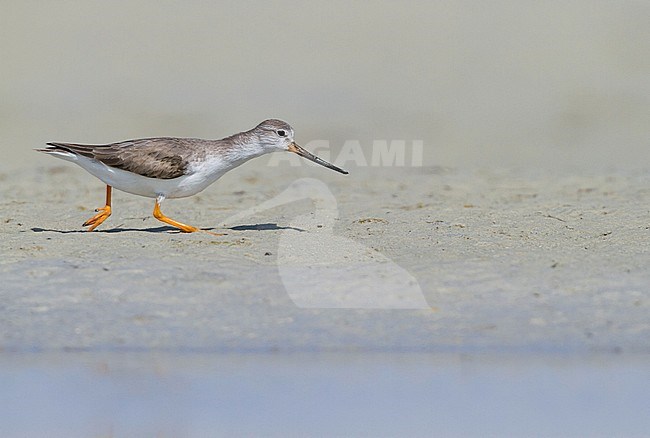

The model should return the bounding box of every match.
[31,222,304,234]
[228,223,304,232]
[31,226,190,234]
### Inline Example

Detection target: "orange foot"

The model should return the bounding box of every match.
[152,198,225,236]
[83,185,113,232]
[83,205,112,232]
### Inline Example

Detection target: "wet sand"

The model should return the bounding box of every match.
[2,351,649,437]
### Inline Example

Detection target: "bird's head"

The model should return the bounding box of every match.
[254,119,348,175]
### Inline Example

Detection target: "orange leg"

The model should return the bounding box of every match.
[83,185,112,231]
[153,198,198,232]
[153,197,224,235]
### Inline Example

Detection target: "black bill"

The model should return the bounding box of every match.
[288,142,349,175]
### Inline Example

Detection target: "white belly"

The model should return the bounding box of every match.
[49,151,230,198]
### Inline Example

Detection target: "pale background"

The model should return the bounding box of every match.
[2,1,649,170]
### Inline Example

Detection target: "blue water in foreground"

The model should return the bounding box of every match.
[1,352,648,437]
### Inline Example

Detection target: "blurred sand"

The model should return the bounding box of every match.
[2,1,650,171]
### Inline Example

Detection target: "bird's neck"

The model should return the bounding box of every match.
[207,132,266,170]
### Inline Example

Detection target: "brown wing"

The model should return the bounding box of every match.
[45,138,191,179]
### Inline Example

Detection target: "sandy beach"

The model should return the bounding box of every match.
[2,162,649,353]
[2,161,649,435]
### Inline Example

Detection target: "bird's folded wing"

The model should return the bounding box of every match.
[45,138,189,179]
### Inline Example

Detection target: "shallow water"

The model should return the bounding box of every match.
[1,352,648,437]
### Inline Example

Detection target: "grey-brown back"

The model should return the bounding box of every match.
[42,137,218,179]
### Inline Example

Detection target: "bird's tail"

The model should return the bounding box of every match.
[35,143,81,161]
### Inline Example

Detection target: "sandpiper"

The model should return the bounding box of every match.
[37,119,348,233]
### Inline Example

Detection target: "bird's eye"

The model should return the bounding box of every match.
[277,130,286,137]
